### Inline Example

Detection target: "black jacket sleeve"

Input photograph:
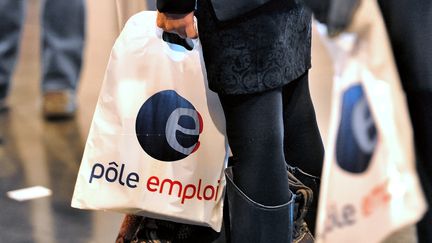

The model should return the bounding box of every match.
[210,0,271,21]
[157,0,196,14]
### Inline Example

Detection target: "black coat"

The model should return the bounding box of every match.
[156,0,275,20]
[378,0,432,92]
[157,0,312,95]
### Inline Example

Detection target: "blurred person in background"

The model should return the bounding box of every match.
[377,1,432,242]
[0,0,86,119]
[306,0,432,242]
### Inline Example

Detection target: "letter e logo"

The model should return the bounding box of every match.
[336,84,377,173]
[135,90,203,162]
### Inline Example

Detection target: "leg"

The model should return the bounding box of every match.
[220,89,295,243]
[40,0,85,92]
[220,89,290,205]
[282,72,324,177]
[0,0,26,100]
[40,0,85,118]
[282,72,324,234]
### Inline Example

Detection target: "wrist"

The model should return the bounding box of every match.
[157,0,196,14]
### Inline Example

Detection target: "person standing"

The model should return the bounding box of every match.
[155,0,325,242]
[0,0,86,119]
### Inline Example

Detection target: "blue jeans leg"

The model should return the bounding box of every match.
[0,0,26,99]
[41,0,85,93]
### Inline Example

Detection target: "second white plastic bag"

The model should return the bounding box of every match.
[315,1,427,242]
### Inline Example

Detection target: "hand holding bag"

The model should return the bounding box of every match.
[71,11,228,231]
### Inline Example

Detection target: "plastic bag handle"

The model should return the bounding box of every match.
[155,17,199,51]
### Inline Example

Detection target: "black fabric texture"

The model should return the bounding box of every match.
[209,0,275,22]
[282,73,324,177]
[299,0,330,23]
[219,87,291,206]
[196,0,312,95]
[157,0,196,14]
[218,73,323,206]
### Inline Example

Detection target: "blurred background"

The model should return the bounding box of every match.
[0,0,333,242]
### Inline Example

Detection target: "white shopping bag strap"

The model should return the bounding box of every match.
[155,16,200,52]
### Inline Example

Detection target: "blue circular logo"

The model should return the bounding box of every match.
[135,90,203,162]
[336,84,377,173]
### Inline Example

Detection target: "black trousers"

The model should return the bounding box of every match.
[218,72,324,206]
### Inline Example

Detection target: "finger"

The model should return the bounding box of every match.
[161,23,180,36]
[185,23,198,39]
[156,12,166,29]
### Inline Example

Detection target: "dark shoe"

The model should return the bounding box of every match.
[288,166,320,235]
[225,167,295,243]
[133,218,175,243]
[42,90,76,119]
[130,217,220,243]
[116,215,145,243]
[287,166,316,243]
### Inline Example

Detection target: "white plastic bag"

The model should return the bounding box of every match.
[71,11,228,231]
[315,0,427,242]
